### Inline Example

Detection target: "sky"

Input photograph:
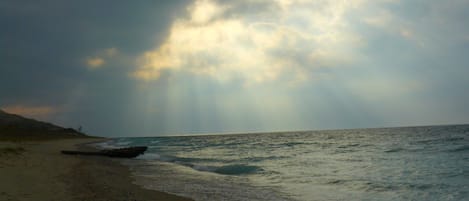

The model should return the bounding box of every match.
[1,0,468,137]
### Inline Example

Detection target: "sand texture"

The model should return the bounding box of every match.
[0,138,193,201]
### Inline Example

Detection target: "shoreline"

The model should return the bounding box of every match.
[0,138,193,201]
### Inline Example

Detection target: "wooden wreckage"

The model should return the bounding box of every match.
[61,146,148,158]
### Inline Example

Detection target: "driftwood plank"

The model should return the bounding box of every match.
[61,146,147,158]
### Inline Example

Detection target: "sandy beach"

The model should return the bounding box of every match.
[0,138,193,201]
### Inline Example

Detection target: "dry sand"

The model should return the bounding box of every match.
[0,138,193,201]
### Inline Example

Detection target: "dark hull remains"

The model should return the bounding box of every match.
[61,146,148,158]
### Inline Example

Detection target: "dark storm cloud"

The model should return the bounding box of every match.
[0,0,189,106]
[0,0,191,135]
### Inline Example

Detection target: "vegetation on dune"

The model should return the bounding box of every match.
[0,109,96,141]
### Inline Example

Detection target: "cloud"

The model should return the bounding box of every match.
[2,0,469,136]
[0,1,192,135]
[86,57,105,68]
[85,48,119,69]
[190,0,227,24]
[105,47,118,57]
[359,0,469,47]
[361,2,418,42]
[133,0,365,85]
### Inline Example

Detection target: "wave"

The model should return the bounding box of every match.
[137,153,161,160]
[443,137,465,142]
[280,142,308,147]
[276,141,321,147]
[337,143,361,149]
[212,164,262,175]
[137,153,262,175]
[384,147,424,153]
[176,161,262,175]
[414,137,465,145]
[138,153,219,162]
[93,141,120,149]
[384,148,405,153]
[326,179,437,192]
[448,145,469,152]
[364,182,439,192]
[189,164,262,175]
[242,156,288,162]
[115,141,131,146]
[93,139,134,149]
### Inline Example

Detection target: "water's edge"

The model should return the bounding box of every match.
[94,125,469,201]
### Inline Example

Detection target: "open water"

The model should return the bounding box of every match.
[97,125,469,201]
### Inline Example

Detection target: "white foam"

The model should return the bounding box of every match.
[115,141,131,146]
[130,162,292,201]
[92,141,119,149]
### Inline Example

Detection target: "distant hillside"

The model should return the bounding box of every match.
[0,109,88,139]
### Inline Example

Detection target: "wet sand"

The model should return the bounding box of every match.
[0,138,193,201]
